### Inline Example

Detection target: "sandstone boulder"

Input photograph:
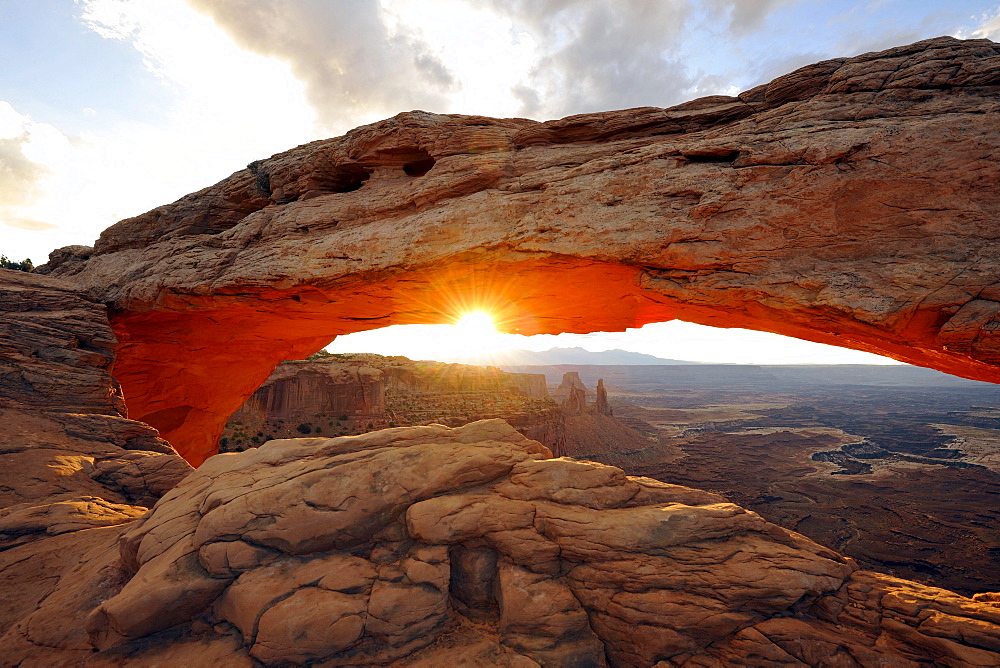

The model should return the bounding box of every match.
[1,419,998,665]
[85,418,855,665]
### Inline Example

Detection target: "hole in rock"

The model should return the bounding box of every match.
[448,546,500,622]
[308,164,372,195]
[682,150,740,163]
[364,147,436,177]
[403,155,436,177]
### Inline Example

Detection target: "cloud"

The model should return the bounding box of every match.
[970,7,1000,40]
[0,136,48,210]
[185,0,458,132]
[1,216,58,232]
[0,102,58,232]
[702,0,799,36]
[177,0,806,124]
[485,0,696,118]
[1,0,323,263]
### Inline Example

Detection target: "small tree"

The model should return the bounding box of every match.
[0,255,34,272]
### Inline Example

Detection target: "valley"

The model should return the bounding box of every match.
[533,366,1000,596]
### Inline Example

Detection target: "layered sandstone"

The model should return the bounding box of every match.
[37,36,1000,464]
[223,353,562,450]
[3,420,996,666]
[0,269,192,662]
[0,269,192,510]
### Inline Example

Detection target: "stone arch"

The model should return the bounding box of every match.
[42,37,1000,465]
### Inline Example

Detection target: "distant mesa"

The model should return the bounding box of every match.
[223,352,565,454]
[494,347,702,366]
[222,355,644,459]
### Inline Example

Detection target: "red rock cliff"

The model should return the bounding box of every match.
[223,354,563,451]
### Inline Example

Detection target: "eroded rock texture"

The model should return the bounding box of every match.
[0,269,193,663]
[38,36,1000,464]
[223,353,563,452]
[0,269,191,511]
[0,420,990,666]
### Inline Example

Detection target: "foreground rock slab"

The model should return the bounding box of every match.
[0,419,987,666]
[39,36,1000,464]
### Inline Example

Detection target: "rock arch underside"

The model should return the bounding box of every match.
[3,36,1000,667]
[44,37,1000,467]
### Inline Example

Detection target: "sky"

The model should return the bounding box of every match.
[2,0,999,364]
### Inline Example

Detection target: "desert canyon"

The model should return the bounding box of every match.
[1,36,1000,666]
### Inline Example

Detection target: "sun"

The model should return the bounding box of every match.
[443,310,511,361]
[325,309,519,363]
[454,310,497,334]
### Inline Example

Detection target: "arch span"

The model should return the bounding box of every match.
[43,37,1000,465]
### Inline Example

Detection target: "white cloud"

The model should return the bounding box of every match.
[484,0,696,118]
[381,0,539,118]
[186,0,460,133]
[703,0,798,35]
[969,7,1000,40]
[179,0,801,124]
[5,0,320,264]
[0,102,62,241]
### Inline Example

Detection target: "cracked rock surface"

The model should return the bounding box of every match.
[0,419,982,667]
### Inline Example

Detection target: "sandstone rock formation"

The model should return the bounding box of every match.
[593,379,612,416]
[552,372,650,457]
[37,36,1000,464]
[223,353,563,451]
[0,269,193,663]
[562,412,652,459]
[228,355,387,431]
[3,419,996,666]
[554,371,590,415]
[0,269,192,510]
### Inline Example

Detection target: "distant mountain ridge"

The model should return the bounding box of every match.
[489,347,702,366]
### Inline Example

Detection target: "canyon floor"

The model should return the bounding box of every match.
[515,365,1000,597]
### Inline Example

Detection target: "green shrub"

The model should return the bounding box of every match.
[247,160,271,194]
[296,423,312,434]
[0,255,33,272]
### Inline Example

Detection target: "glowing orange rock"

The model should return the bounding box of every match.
[42,37,1000,465]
